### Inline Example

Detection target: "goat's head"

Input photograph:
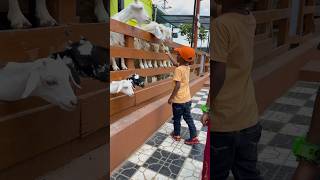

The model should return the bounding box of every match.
[151,43,160,52]
[116,80,135,96]
[142,22,164,40]
[127,74,145,88]
[22,58,80,111]
[51,38,108,83]
[128,0,151,25]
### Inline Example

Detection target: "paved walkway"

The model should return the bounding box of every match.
[111,89,209,180]
[111,81,320,180]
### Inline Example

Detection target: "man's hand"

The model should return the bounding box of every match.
[201,112,209,126]
[293,161,319,180]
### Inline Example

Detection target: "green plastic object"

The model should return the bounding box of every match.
[293,136,320,164]
[201,104,209,113]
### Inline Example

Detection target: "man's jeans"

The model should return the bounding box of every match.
[210,123,263,180]
[172,101,197,139]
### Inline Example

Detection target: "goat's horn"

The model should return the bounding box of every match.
[67,40,73,45]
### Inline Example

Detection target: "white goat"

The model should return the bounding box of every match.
[110,0,150,71]
[134,38,151,69]
[0,57,80,111]
[7,0,57,29]
[110,80,135,96]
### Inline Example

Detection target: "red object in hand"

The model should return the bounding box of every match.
[202,122,210,180]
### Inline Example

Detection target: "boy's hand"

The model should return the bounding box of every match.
[201,113,209,126]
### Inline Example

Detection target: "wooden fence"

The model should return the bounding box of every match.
[252,0,318,67]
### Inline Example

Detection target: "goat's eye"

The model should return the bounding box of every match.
[46,80,58,86]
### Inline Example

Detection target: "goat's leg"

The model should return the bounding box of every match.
[143,59,149,68]
[35,0,57,26]
[111,57,120,71]
[153,60,158,68]
[162,60,167,67]
[120,58,128,70]
[95,0,108,22]
[139,59,145,69]
[147,60,153,68]
[159,61,164,67]
[7,0,32,29]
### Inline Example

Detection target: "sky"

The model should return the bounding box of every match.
[153,0,210,47]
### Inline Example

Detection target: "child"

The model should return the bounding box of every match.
[166,46,199,145]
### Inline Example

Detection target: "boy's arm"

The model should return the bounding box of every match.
[166,51,179,67]
[168,81,180,104]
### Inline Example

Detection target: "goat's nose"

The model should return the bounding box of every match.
[70,98,78,106]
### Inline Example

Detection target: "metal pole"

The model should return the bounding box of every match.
[193,0,201,49]
[190,0,197,47]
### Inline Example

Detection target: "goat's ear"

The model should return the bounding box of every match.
[116,81,123,93]
[67,65,81,89]
[22,71,40,99]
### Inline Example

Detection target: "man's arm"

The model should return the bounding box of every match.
[201,60,226,125]
[168,81,180,104]
[212,61,226,98]
[293,88,320,180]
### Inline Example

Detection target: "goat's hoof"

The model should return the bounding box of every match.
[39,19,58,27]
[11,20,32,29]
[112,66,120,71]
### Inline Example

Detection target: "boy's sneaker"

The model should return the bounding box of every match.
[170,133,181,141]
[184,137,200,145]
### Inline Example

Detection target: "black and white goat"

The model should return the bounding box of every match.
[110,74,145,96]
[50,37,108,84]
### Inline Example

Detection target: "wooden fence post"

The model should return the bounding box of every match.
[125,35,135,69]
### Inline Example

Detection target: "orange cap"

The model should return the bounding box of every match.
[174,46,195,62]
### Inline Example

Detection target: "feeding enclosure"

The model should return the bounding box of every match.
[0,0,108,179]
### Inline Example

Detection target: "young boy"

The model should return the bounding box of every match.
[166,46,199,145]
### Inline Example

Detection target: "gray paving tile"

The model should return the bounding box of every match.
[267,103,301,114]
[260,110,293,123]
[295,81,320,89]
[289,115,311,125]
[146,132,168,147]
[304,100,316,108]
[280,123,309,137]
[268,134,295,149]
[260,120,286,132]
[285,92,313,100]
[114,161,140,179]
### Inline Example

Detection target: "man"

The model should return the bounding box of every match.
[292,87,320,180]
[201,0,262,179]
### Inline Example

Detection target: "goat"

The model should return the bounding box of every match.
[110,0,151,71]
[110,80,135,96]
[0,57,80,111]
[127,73,145,88]
[50,37,108,83]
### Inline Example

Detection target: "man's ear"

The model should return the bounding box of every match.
[22,70,40,99]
